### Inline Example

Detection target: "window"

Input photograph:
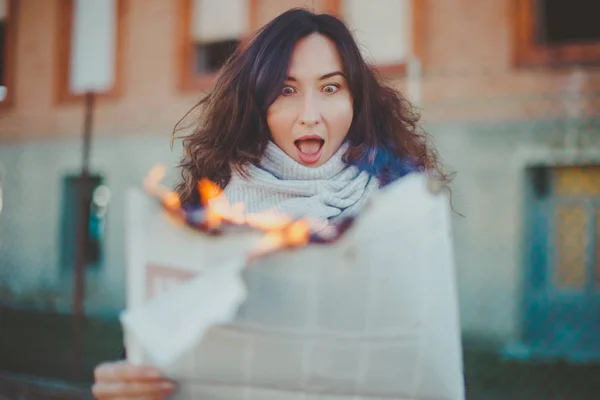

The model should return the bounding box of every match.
[540,0,600,46]
[194,39,240,74]
[179,0,421,88]
[340,0,421,75]
[514,0,600,67]
[180,0,343,90]
[0,2,6,94]
[56,0,125,102]
[0,0,15,107]
[180,0,250,90]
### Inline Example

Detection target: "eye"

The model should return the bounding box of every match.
[281,86,296,96]
[322,84,340,94]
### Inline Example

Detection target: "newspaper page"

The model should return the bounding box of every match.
[122,173,465,400]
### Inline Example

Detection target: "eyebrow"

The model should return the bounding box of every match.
[285,71,345,81]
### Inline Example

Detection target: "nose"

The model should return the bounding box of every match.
[299,92,320,126]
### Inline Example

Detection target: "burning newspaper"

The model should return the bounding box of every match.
[122,172,465,400]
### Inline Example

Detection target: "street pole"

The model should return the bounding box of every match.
[72,91,95,381]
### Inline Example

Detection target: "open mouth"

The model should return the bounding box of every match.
[294,136,324,164]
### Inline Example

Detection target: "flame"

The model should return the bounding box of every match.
[145,165,311,257]
[197,178,247,228]
[197,179,222,206]
[249,220,310,261]
[163,191,181,211]
[144,165,181,212]
[245,210,292,231]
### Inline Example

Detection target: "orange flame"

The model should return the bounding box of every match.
[245,210,292,231]
[197,178,247,228]
[249,219,311,261]
[163,191,181,211]
[144,165,181,212]
[197,179,222,206]
[145,165,311,257]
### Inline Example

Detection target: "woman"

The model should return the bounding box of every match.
[92,7,450,399]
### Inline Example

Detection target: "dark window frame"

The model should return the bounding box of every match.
[514,0,600,67]
[179,0,252,92]
[0,0,17,108]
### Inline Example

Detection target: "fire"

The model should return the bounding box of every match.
[197,179,222,206]
[144,165,181,211]
[163,192,181,211]
[197,178,246,228]
[245,211,292,231]
[144,166,312,257]
[265,219,310,249]
[249,219,311,261]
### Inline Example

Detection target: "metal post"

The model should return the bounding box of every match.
[72,91,95,381]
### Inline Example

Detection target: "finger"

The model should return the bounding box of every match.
[92,380,175,399]
[111,396,165,400]
[95,361,162,382]
[111,396,166,400]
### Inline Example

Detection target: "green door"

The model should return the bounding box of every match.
[525,166,600,361]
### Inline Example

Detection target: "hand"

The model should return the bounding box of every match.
[92,361,176,399]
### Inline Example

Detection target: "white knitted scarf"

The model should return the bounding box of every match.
[223,141,380,222]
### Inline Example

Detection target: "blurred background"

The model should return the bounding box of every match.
[1,0,600,399]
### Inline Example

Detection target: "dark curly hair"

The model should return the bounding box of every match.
[172,8,451,205]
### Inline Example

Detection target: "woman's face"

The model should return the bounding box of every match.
[267,33,353,167]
